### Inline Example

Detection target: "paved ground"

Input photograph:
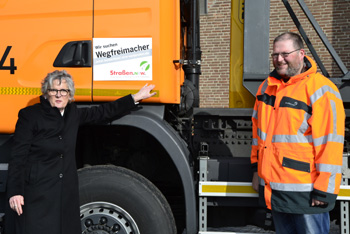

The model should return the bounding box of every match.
[208,220,340,233]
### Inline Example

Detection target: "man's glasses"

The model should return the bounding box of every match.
[48,89,70,96]
[271,49,301,59]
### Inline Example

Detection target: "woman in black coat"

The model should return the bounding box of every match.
[7,70,156,234]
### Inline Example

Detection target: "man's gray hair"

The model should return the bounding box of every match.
[41,70,75,101]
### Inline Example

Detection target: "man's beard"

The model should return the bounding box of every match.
[276,61,303,78]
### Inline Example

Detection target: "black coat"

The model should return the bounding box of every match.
[7,95,136,234]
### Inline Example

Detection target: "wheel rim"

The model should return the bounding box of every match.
[80,201,140,234]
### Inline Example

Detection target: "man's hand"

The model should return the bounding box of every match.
[252,172,259,193]
[9,195,24,216]
[311,198,327,207]
[133,84,156,102]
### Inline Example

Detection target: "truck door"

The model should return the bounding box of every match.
[92,0,182,104]
[0,0,93,133]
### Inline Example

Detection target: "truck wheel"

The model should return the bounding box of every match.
[78,165,177,234]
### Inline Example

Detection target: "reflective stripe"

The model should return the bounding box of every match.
[298,112,311,134]
[270,182,313,192]
[313,100,343,146]
[258,128,267,141]
[272,97,344,145]
[331,100,338,135]
[259,176,265,186]
[0,163,8,170]
[273,133,344,145]
[308,87,344,147]
[316,163,342,193]
[272,106,312,143]
[313,134,344,146]
[252,109,258,119]
[272,134,313,143]
[316,164,342,174]
[261,80,268,95]
[252,109,258,146]
[310,85,342,104]
[252,138,258,146]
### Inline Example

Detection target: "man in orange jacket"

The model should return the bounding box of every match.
[251,32,345,234]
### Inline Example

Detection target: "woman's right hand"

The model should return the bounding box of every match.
[132,84,156,102]
[9,195,24,216]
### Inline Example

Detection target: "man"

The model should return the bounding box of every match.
[251,32,345,233]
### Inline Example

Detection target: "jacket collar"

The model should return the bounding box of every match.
[268,55,316,86]
[40,95,70,115]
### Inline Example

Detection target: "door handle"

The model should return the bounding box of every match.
[54,40,91,67]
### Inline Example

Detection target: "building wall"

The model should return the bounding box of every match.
[199,0,350,108]
[199,0,232,107]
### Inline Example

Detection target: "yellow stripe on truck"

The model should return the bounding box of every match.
[199,182,258,197]
[338,185,350,201]
[93,89,159,97]
[0,87,159,97]
[0,87,41,95]
[202,184,256,194]
[199,182,350,200]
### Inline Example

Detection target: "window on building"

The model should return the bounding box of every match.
[199,0,208,15]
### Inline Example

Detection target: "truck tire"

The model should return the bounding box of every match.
[78,165,177,234]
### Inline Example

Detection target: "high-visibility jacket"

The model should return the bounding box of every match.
[251,55,345,214]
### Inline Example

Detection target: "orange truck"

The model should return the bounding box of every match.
[0,0,350,233]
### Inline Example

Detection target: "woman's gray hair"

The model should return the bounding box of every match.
[41,70,75,101]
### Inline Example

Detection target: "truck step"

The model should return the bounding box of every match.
[199,232,269,234]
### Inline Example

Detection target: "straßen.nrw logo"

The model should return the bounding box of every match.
[140,61,150,71]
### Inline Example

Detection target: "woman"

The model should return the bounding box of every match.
[7,70,156,234]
